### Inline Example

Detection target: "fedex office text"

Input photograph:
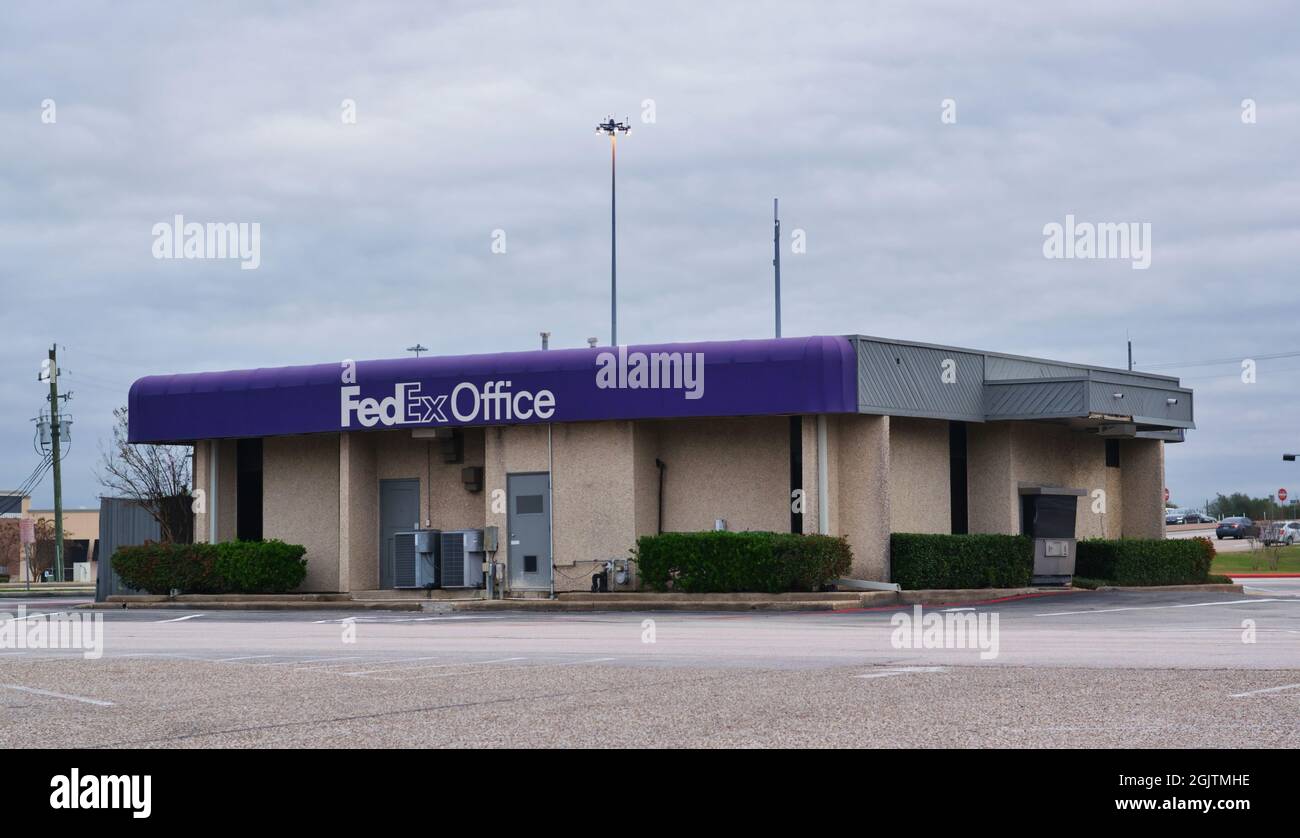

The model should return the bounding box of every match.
[342,381,556,428]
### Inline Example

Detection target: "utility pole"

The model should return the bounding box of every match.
[773,198,782,339]
[47,345,64,583]
[1127,338,1133,371]
[596,116,631,346]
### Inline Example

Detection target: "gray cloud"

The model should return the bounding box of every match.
[1,1,1297,509]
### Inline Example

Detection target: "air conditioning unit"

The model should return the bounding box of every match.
[394,530,440,588]
[439,529,485,588]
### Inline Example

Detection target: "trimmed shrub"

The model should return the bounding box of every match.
[112,540,307,595]
[634,531,853,593]
[1074,537,1214,586]
[212,540,307,593]
[891,533,1033,590]
[111,542,222,594]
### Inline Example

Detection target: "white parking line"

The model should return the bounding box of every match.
[2,684,115,707]
[341,656,525,676]
[368,656,618,682]
[211,654,280,663]
[2,611,63,624]
[253,655,369,666]
[857,666,948,680]
[155,614,204,623]
[1229,682,1300,698]
[292,656,427,671]
[1037,599,1281,617]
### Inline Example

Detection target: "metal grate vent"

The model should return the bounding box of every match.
[440,532,465,587]
[394,532,417,588]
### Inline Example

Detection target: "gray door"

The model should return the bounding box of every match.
[380,478,421,589]
[507,472,551,590]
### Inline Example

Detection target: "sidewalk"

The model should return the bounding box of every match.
[83,582,1242,613]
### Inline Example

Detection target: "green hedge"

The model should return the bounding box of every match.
[891,533,1033,589]
[1075,537,1214,586]
[634,531,853,593]
[112,540,307,595]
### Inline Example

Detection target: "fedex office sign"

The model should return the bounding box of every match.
[341,381,555,428]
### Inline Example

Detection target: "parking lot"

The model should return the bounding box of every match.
[2,587,1298,748]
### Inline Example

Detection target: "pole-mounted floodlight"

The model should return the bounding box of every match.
[596,116,631,346]
[1285,454,1297,462]
[406,344,428,358]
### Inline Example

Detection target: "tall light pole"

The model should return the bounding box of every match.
[596,116,631,346]
[773,198,782,339]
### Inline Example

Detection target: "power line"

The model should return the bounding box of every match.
[0,456,54,516]
[1137,349,1300,370]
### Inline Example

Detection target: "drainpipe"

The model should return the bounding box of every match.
[655,458,666,534]
[548,423,555,600]
[816,416,829,535]
[209,439,218,543]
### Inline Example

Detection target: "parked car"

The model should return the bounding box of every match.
[1165,513,1185,525]
[1262,520,1300,545]
[1216,517,1259,540]
[1183,513,1216,524]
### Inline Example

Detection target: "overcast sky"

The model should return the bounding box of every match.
[2,1,1298,511]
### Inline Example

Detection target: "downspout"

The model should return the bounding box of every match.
[548,423,555,600]
[208,439,218,544]
[817,416,829,535]
[655,458,666,534]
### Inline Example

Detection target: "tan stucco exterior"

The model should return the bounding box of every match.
[193,409,1166,592]
[888,417,951,535]
[263,434,341,592]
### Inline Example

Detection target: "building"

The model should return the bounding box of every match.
[0,492,100,582]
[127,335,1193,594]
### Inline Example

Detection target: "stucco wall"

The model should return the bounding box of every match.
[967,422,1015,534]
[657,416,788,534]
[888,417,951,535]
[192,439,238,543]
[1120,438,1165,538]
[340,432,377,592]
[968,421,1129,539]
[372,429,485,532]
[263,434,340,592]
[832,413,890,580]
[217,439,238,542]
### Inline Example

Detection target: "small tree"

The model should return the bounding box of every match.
[0,519,19,577]
[97,406,193,543]
[30,517,58,581]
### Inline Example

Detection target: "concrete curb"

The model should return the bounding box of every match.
[83,600,426,612]
[0,587,96,595]
[1095,583,1244,593]
[84,587,1067,613]
[78,583,1245,613]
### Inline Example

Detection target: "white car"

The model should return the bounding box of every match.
[1262,520,1300,545]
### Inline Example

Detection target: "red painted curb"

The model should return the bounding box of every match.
[1225,573,1300,578]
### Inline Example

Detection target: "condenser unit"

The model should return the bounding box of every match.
[439,529,485,588]
[394,530,440,588]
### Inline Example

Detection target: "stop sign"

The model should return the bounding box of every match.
[1280,488,1289,502]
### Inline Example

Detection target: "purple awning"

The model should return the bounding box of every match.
[128,336,857,443]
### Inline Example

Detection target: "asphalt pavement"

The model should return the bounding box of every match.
[2,587,1297,747]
